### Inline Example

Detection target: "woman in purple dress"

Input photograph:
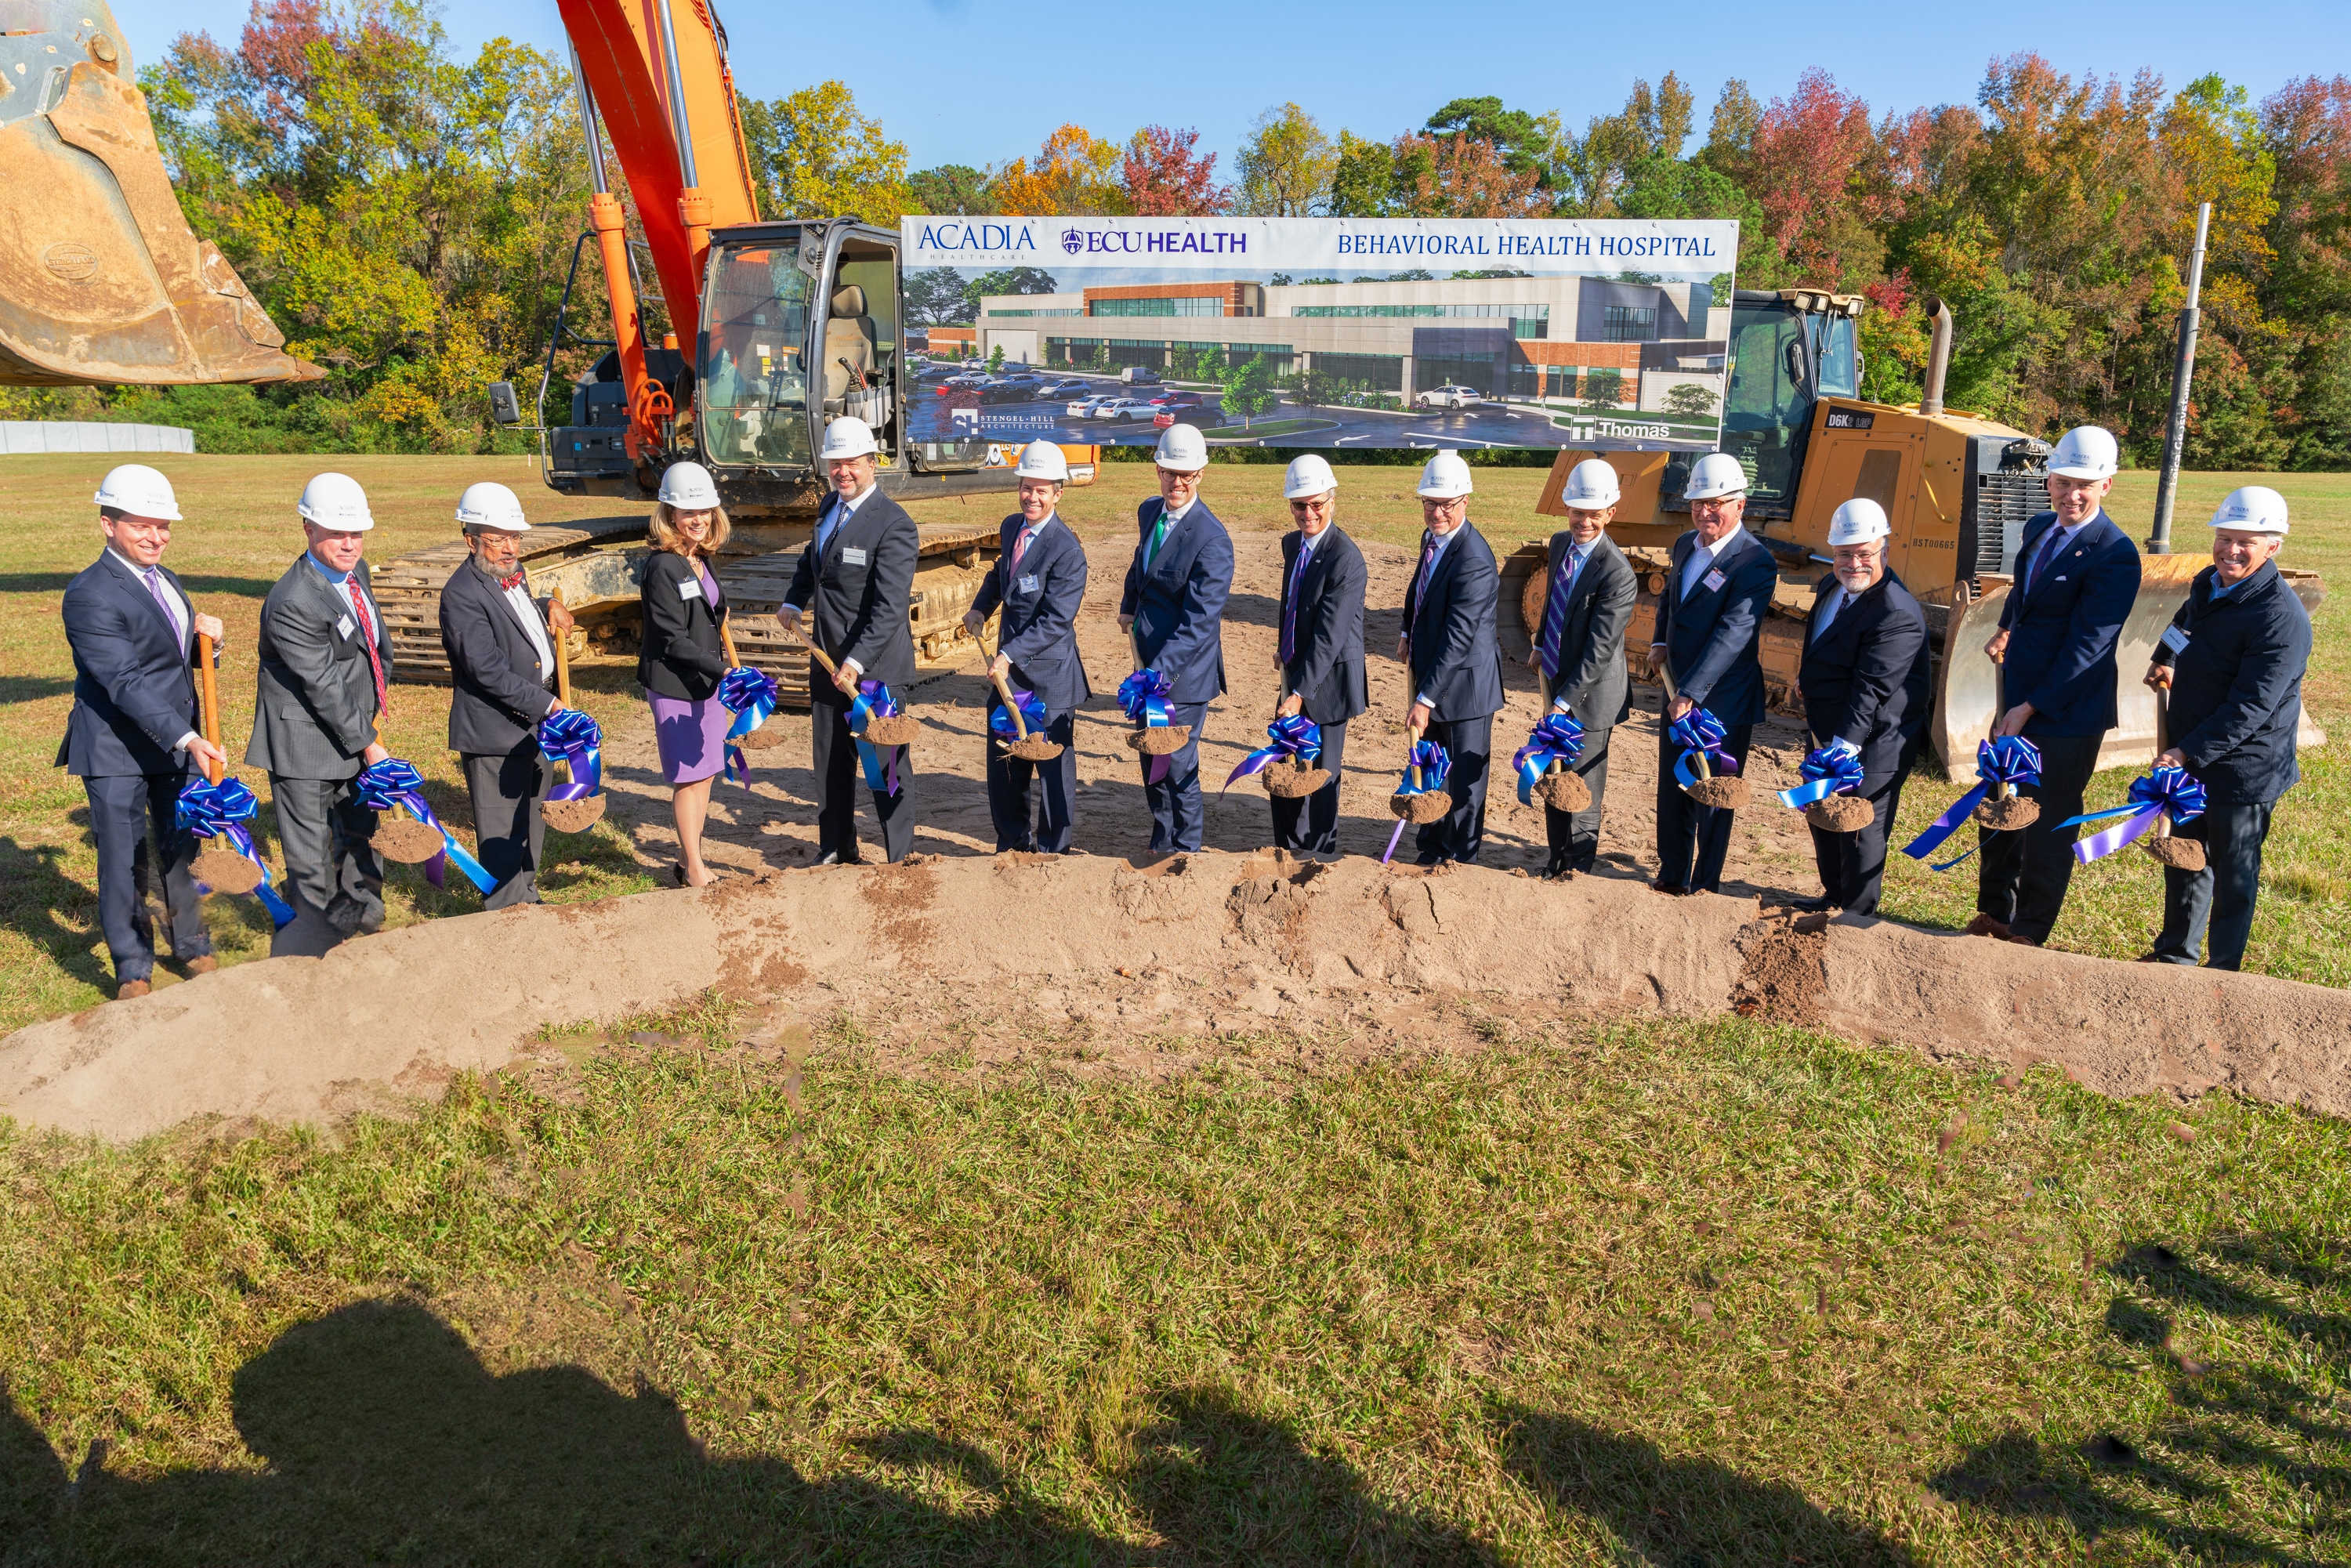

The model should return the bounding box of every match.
[636,462,734,886]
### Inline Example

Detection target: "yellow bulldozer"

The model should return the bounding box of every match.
[1505,289,2326,777]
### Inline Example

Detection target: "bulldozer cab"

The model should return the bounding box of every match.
[1717,288,1862,518]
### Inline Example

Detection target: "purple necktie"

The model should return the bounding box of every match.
[140,567,186,650]
[1409,534,1437,628]
[1537,545,1581,681]
[2023,525,2066,594]
[1280,541,1310,664]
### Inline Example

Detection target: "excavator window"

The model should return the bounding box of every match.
[698,242,811,469]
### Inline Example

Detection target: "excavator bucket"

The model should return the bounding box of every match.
[0,2,321,387]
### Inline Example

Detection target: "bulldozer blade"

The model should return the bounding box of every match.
[0,3,323,388]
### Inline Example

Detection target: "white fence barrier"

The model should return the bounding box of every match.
[0,422,196,455]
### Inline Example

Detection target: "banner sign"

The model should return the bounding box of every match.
[900,217,1737,454]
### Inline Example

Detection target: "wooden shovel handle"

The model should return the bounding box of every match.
[196,632,223,786]
[976,625,1028,739]
[718,617,742,670]
[551,592,572,706]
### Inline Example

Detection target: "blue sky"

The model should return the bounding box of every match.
[107,0,2348,179]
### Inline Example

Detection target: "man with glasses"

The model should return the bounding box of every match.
[1397,451,1505,865]
[1118,423,1232,853]
[1649,452,1777,896]
[1527,458,1638,880]
[1271,454,1366,860]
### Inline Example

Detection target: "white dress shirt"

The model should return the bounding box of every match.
[1681,524,1746,598]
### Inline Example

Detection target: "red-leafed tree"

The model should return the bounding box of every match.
[1747,69,1902,288]
[1389,131,1546,219]
[1121,125,1230,215]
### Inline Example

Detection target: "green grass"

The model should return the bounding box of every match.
[2,999,2345,1562]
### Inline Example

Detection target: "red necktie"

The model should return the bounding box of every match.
[1011,523,1037,574]
[348,578,388,717]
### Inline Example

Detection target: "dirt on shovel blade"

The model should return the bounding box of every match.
[1686,777,1748,810]
[1262,760,1329,798]
[1128,727,1192,755]
[1975,795,2040,831]
[1392,791,1453,824]
[1004,735,1064,763]
[372,817,448,864]
[191,848,263,894]
[543,797,608,835]
[734,727,787,751]
[2144,835,2207,871]
[1806,794,1876,833]
[1534,771,1592,813]
[861,716,922,748]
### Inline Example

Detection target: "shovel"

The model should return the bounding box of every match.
[540,591,609,835]
[981,625,1063,763]
[790,621,921,748]
[1528,667,1591,813]
[1388,739,1451,824]
[1125,625,1191,755]
[1261,677,1330,798]
[1971,715,2041,832]
[718,617,784,751]
[1658,661,1746,811]
[2141,677,2206,871]
[187,632,266,893]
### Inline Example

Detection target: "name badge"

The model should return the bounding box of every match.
[2159,625,2190,657]
[842,547,869,567]
[678,578,704,601]
[1704,568,1727,592]
[335,614,356,639]
[1018,574,1040,593]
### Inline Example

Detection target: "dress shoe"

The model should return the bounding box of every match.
[1780,896,1831,914]
[115,978,151,999]
[2008,932,2043,948]
[183,954,219,976]
[1649,877,1690,896]
[813,850,862,867]
[1964,912,2012,940]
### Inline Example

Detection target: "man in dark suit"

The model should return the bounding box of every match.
[246,472,393,938]
[1649,451,1780,896]
[965,441,1090,854]
[2145,486,2311,971]
[57,465,228,998]
[781,416,921,864]
[1118,423,1233,853]
[1795,500,1933,916]
[438,481,579,908]
[1975,425,2143,947]
[1398,451,1505,865]
[1527,458,1638,879]
[1272,454,1366,860]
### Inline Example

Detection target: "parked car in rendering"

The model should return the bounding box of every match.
[1094,398,1161,422]
[1069,393,1122,418]
[1118,366,1162,385]
[1149,389,1204,410]
[1415,383,1484,410]
[1153,404,1226,431]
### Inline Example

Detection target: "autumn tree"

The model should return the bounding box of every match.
[1237,103,1336,216]
[1121,126,1229,215]
[740,81,911,225]
[991,125,1125,215]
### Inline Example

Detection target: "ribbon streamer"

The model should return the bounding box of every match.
[537,709,604,803]
[1900,736,2043,871]
[846,679,905,795]
[988,686,1049,744]
[1668,708,1741,791]
[1512,712,1585,806]
[1223,712,1323,792]
[718,665,778,786]
[357,759,498,895]
[2052,767,2208,865]
[1382,740,1451,865]
[1118,668,1179,784]
[1776,743,1866,809]
[175,778,295,926]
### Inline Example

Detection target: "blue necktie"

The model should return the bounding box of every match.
[1537,545,1580,680]
[1280,541,1310,664]
[2023,524,2066,594]
[817,498,844,556]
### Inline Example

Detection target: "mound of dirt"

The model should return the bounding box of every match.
[4,854,2347,1143]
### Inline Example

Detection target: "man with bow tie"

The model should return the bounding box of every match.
[1974,425,2142,947]
[1397,450,1505,865]
[1648,451,1778,896]
[1526,458,1638,880]
[1118,423,1233,853]
[781,417,922,864]
[57,465,228,998]
[247,472,395,939]
[1271,454,1366,860]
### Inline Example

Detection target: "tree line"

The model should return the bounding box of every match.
[1,0,2341,471]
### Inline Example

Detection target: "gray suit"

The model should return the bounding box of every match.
[245,551,393,932]
[1533,530,1638,874]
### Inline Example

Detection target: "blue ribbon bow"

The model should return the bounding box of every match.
[1900,735,2044,871]
[1223,712,1324,791]
[717,665,778,786]
[1668,707,1741,791]
[1118,668,1179,783]
[537,709,603,804]
[175,778,295,926]
[1512,712,1586,806]
[846,679,905,795]
[2053,766,2208,865]
[988,686,1049,744]
[1382,740,1452,864]
[1777,743,1866,809]
[357,758,498,894]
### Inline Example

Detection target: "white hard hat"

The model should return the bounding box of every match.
[1560,458,1620,509]
[455,480,530,532]
[1827,498,1890,546]
[296,472,374,531]
[820,416,879,462]
[656,462,720,509]
[2210,484,2288,535]
[93,463,181,522]
[1283,454,1338,499]
[1015,440,1069,482]
[2048,425,2118,481]
[1682,452,1748,502]
[1154,423,1209,472]
[1416,449,1473,499]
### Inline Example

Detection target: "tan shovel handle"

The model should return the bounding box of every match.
[976,625,1030,740]
[551,592,573,706]
[197,632,223,786]
[1654,661,1711,783]
[718,617,742,670]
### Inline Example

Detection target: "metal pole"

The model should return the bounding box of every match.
[652,0,699,188]
[2147,201,2211,556]
[567,42,608,197]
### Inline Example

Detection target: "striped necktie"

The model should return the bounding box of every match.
[347,577,387,717]
[1537,544,1581,680]
[139,566,187,650]
[1280,539,1312,664]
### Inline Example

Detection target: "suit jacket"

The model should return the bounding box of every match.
[638,550,729,702]
[1797,569,1933,777]
[245,552,392,780]
[56,549,205,779]
[1995,508,2140,737]
[1400,520,1505,722]
[784,487,920,705]
[1118,496,1231,704]
[1277,525,1367,726]
[1655,527,1778,727]
[2154,560,2310,805]
[441,555,560,754]
[970,511,1091,713]
[1536,530,1636,726]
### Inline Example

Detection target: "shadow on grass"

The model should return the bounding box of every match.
[0,573,277,599]
[0,835,110,992]
[3,1301,1494,1565]
[0,677,75,704]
